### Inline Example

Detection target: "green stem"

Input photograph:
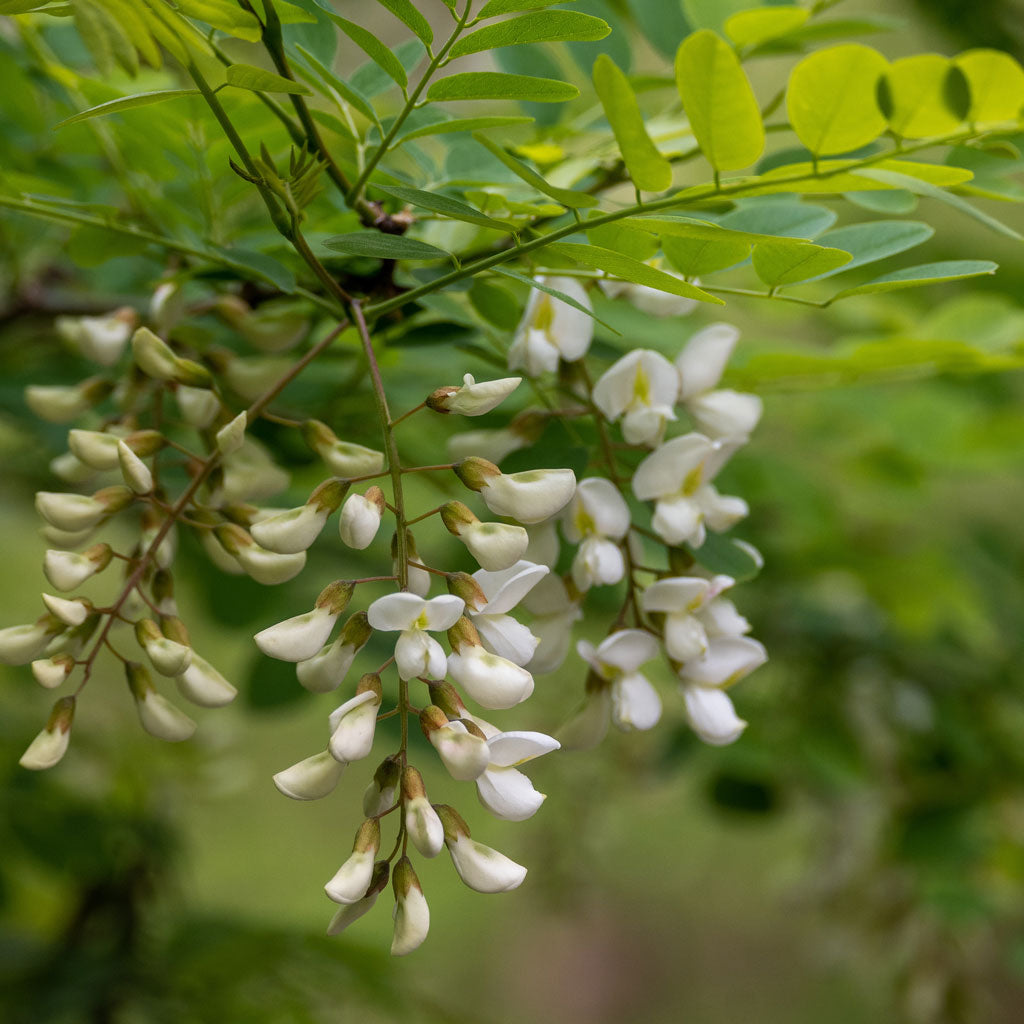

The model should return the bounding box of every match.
[346,1,474,206]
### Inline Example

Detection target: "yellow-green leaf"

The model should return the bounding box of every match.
[786,44,889,156]
[449,11,610,60]
[955,49,1024,124]
[326,12,409,91]
[592,54,672,192]
[675,29,764,172]
[752,241,852,287]
[880,55,965,138]
[225,64,311,95]
[173,0,261,41]
[737,157,974,197]
[724,6,808,49]
[428,72,578,103]
[373,0,432,47]
[372,185,511,232]
[663,235,751,276]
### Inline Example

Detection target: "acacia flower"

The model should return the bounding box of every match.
[446,617,535,709]
[469,722,560,822]
[295,612,372,693]
[441,501,529,571]
[436,804,528,894]
[455,458,576,524]
[631,433,748,548]
[367,593,464,681]
[419,705,490,781]
[303,419,385,477]
[273,749,346,801]
[562,477,630,591]
[325,819,380,904]
[175,653,237,707]
[56,308,136,365]
[339,486,385,549]
[680,685,748,746]
[253,581,354,663]
[507,276,593,375]
[126,662,196,742]
[391,857,430,957]
[576,629,663,735]
[402,767,444,858]
[251,479,350,554]
[460,560,548,666]
[19,696,75,770]
[427,374,522,416]
[592,349,680,446]
[328,675,382,763]
[641,574,750,662]
[600,270,699,318]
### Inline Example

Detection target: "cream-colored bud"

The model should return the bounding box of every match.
[216,412,247,455]
[175,653,237,707]
[35,488,124,533]
[427,374,522,416]
[176,384,221,427]
[460,520,529,572]
[445,572,489,612]
[362,756,401,817]
[391,857,430,956]
[0,617,63,665]
[135,618,192,676]
[339,486,384,549]
[31,653,75,689]
[26,378,112,423]
[132,327,211,387]
[251,503,329,554]
[214,524,306,585]
[117,440,153,494]
[41,593,91,627]
[328,684,381,764]
[478,467,577,524]
[403,768,444,858]
[19,696,75,770]
[302,419,385,477]
[325,819,380,904]
[296,611,370,693]
[126,662,196,742]
[420,706,490,781]
[273,749,345,801]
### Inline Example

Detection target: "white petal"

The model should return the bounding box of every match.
[473,612,539,666]
[652,495,704,547]
[320,441,385,478]
[481,468,577,524]
[250,504,328,554]
[700,597,750,638]
[43,549,101,591]
[678,636,767,688]
[663,613,709,662]
[486,729,560,767]
[676,322,741,400]
[234,544,306,585]
[446,834,527,893]
[405,797,444,858]
[461,521,529,571]
[175,653,237,707]
[622,405,674,447]
[135,691,196,742]
[447,647,534,709]
[696,485,749,532]
[422,594,466,631]
[474,561,549,615]
[447,375,522,416]
[367,592,425,631]
[429,721,491,781]
[273,749,345,800]
[327,894,378,935]
[395,630,441,681]
[631,433,715,501]
[476,766,545,821]
[328,692,380,763]
[593,629,660,674]
[687,389,763,440]
[391,884,430,956]
[253,606,337,662]
[571,537,625,591]
[611,672,662,731]
[564,477,630,541]
[339,493,382,549]
[325,850,375,905]
[19,724,71,770]
[296,640,358,693]
[681,684,747,745]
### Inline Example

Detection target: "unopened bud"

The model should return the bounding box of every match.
[273,749,345,801]
[363,755,402,816]
[339,486,384,549]
[453,456,502,492]
[215,412,247,455]
[25,377,113,423]
[440,500,478,535]
[135,618,192,676]
[391,856,430,956]
[31,653,75,689]
[41,593,92,627]
[19,696,75,770]
[125,661,196,742]
[447,616,483,654]
[445,572,488,612]
[118,440,153,493]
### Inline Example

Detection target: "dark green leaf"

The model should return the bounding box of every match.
[427,71,579,103]
[371,185,511,232]
[469,280,522,329]
[398,114,534,143]
[295,44,380,127]
[448,11,611,60]
[322,233,450,260]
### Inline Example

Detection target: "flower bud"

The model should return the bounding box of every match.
[251,479,349,554]
[420,706,490,781]
[362,755,401,817]
[426,680,469,721]
[25,377,113,423]
[402,767,444,858]
[479,467,578,525]
[217,295,309,352]
[447,618,535,709]
[176,384,221,427]
[41,593,91,627]
[175,653,237,708]
[426,374,521,416]
[0,616,64,666]
[445,572,488,613]
[435,804,528,893]
[35,486,132,533]
[132,327,211,387]
[135,618,192,676]
[296,611,371,693]
[391,857,430,956]
[31,653,75,689]
[328,676,382,763]
[253,581,354,662]
[19,696,75,770]
[302,419,385,477]
[681,684,747,746]
[339,486,385,549]
[452,456,502,492]
[394,531,431,597]
[56,308,136,365]
[273,749,345,801]
[441,501,528,571]
[47,569,82,614]
[325,819,380,904]
[215,411,247,456]
[126,661,196,742]
[326,861,388,936]
[117,440,153,494]
[214,524,306,585]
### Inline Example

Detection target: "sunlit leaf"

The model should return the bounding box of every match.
[428,72,578,103]
[752,241,851,287]
[174,0,262,41]
[955,49,1024,124]
[786,44,889,156]
[592,54,672,192]
[449,11,611,60]
[675,29,764,171]
[662,235,751,276]
[724,6,808,49]
[879,55,965,138]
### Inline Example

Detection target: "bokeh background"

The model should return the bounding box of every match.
[2,1,1024,1021]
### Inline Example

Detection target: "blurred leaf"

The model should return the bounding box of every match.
[371,184,511,232]
[473,133,598,207]
[955,48,1024,123]
[323,233,449,260]
[725,6,808,48]
[428,71,579,103]
[449,10,611,59]
[880,54,966,137]
[799,220,934,281]
[691,532,762,581]
[396,113,534,143]
[55,89,199,128]
[830,260,998,300]
[373,0,433,46]
[752,241,852,286]
[225,64,312,95]
[207,246,297,293]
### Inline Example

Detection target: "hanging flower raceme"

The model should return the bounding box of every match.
[507,276,594,375]
[561,477,631,591]
[676,323,763,441]
[631,433,748,548]
[366,593,464,681]
[592,349,680,446]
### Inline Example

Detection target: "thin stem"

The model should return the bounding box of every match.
[400,463,454,475]
[389,402,426,428]
[346,1,474,206]
[350,300,408,589]
[405,505,443,526]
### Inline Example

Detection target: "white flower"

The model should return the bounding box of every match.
[135,619,192,676]
[251,504,329,554]
[253,582,353,662]
[632,433,748,548]
[508,276,593,375]
[521,575,581,675]
[56,308,135,365]
[475,465,577,524]
[447,619,535,709]
[676,323,762,440]
[296,612,372,693]
[367,593,464,681]
[391,858,430,957]
[439,807,528,893]
[601,272,699,318]
[31,654,75,689]
[475,729,559,822]
[327,893,380,936]
[641,574,749,662]
[273,749,346,800]
[468,560,548,665]
[402,767,444,858]
[26,380,108,423]
[231,538,306,585]
[339,487,384,549]
[35,491,111,533]
[175,653,237,707]
[0,619,58,666]
[305,420,385,478]
[592,349,679,446]
[127,663,196,742]
[577,629,663,734]
[326,820,379,904]
[681,684,747,745]
[41,593,90,627]
[562,477,630,591]
[328,687,381,763]
[442,501,529,571]
[428,374,522,416]
[420,706,490,781]
[677,636,767,688]
[19,697,75,770]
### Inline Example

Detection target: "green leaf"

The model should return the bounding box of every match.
[492,266,621,334]
[622,213,822,246]
[472,133,598,207]
[373,0,432,46]
[955,49,1024,124]
[592,54,672,192]
[879,55,965,137]
[208,246,297,293]
[351,38,423,98]
[428,72,578,104]
[55,89,199,127]
[830,260,998,301]
[675,30,764,171]
[325,12,408,90]
[322,233,449,260]
[780,15,902,45]
[744,157,974,196]
[448,11,611,60]
[806,220,934,280]
[853,167,1022,240]
[371,185,511,232]
[469,280,521,329]
[845,189,918,214]
[477,0,577,15]
[724,6,808,49]
[0,1,58,11]
[786,44,889,156]
[548,242,724,304]
[397,114,534,143]
[295,44,380,127]
[692,533,761,582]
[627,0,690,60]
[173,0,261,41]
[586,220,659,262]
[752,241,851,287]
[225,64,311,95]
[719,200,836,238]
[662,235,751,277]
[681,0,749,33]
